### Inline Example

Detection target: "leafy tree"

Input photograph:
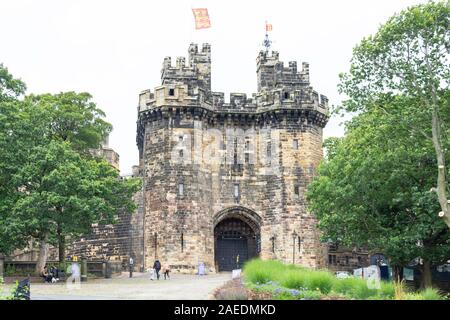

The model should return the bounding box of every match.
[25,92,112,152]
[23,92,113,263]
[0,64,29,255]
[338,1,450,227]
[307,105,450,288]
[11,140,140,273]
[0,64,141,273]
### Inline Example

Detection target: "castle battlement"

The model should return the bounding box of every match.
[141,44,327,117]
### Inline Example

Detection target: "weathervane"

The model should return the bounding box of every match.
[263,21,273,52]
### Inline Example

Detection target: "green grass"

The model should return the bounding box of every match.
[305,270,335,294]
[419,288,445,300]
[243,259,447,300]
[243,259,285,284]
[280,270,307,289]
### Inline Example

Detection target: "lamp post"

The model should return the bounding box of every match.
[292,230,298,264]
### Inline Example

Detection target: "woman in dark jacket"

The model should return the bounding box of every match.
[153,260,161,280]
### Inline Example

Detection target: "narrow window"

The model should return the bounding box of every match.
[234,184,240,198]
[179,149,183,158]
[284,92,289,99]
[294,185,300,196]
[181,232,184,252]
[178,183,184,196]
[245,153,249,164]
[179,135,183,142]
[293,139,299,150]
[345,256,349,265]
[169,88,175,96]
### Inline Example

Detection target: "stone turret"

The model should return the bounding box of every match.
[136,44,330,273]
[161,43,211,95]
[256,50,310,91]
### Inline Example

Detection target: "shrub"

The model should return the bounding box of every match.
[243,259,284,284]
[379,281,395,299]
[333,277,362,296]
[304,270,335,294]
[419,288,444,300]
[280,270,307,289]
[350,280,379,299]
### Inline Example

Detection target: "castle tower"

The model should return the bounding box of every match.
[136,44,329,273]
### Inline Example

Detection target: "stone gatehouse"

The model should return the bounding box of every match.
[135,43,329,273]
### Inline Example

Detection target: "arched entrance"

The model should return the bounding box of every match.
[214,207,261,271]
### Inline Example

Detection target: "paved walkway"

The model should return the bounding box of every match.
[18,272,230,300]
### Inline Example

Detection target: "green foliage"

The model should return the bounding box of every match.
[25,92,112,151]
[243,259,448,300]
[420,287,445,300]
[0,63,141,260]
[280,270,307,289]
[379,281,396,299]
[307,101,450,271]
[337,0,450,229]
[304,270,335,294]
[0,63,26,101]
[243,259,285,284]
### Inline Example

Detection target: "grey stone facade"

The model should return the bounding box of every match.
[136,43,329,273]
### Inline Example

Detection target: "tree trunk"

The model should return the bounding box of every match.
[430,91,450,228]
[421,259,433,289]
[57,224,65,264]
[35,232,49,275]
[392,265,403,283]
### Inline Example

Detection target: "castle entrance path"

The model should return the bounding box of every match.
[12,272,231,300]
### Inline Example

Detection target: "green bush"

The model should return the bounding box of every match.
[333,277,362,295]
[280,270,307,289]
[419,288,444,300]
[379,281,395,299]
[350,281,379,299]
[304,270,335,294]
[243,259,284,284]
[244,259,449,301]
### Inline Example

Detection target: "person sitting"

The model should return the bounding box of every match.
[40,266,53,283]
[49,266,60,282]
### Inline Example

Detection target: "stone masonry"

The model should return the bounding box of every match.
[136,43,329,273]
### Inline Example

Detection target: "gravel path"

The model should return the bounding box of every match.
[3,272,231,300]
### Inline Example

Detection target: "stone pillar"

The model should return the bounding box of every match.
[80,258,88,282]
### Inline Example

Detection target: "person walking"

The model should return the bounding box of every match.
[153,260,161,280]
[163,264,170,280]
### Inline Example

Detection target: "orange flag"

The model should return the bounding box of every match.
[192,8,211,29]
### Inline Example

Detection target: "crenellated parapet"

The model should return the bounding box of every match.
[161,43,211,95]
[137,43,329,151]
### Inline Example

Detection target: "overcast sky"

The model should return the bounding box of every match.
[0,0,429,174]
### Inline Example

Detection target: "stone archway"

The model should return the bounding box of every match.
[213,206,261,272]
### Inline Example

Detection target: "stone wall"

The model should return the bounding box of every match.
[137,43,329,273]
[65,187,144,270]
